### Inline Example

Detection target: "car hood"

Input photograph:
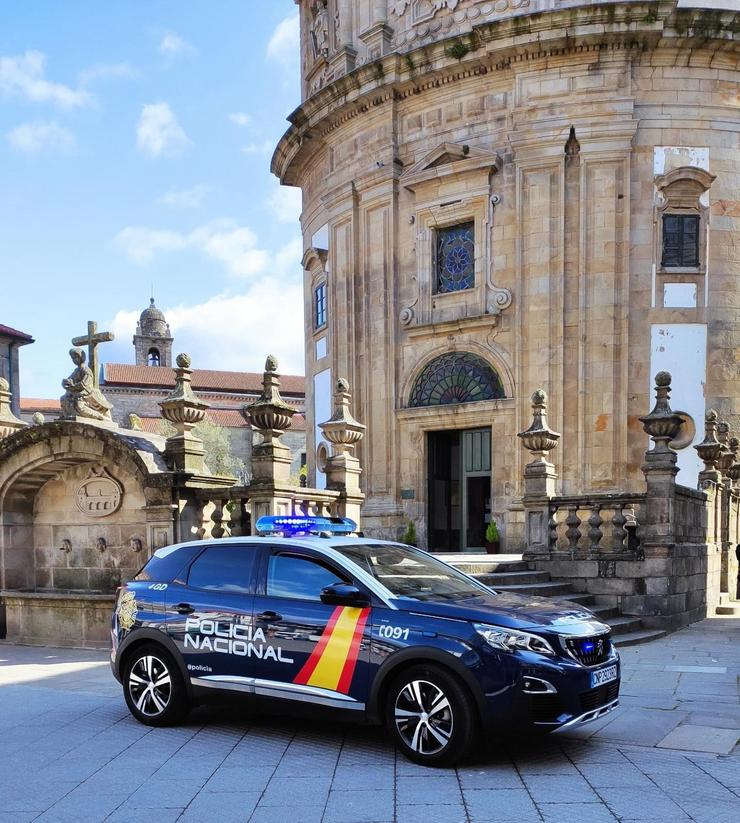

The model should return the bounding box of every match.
[390,589,609,634]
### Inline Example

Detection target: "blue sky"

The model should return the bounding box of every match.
[1,0,303,398]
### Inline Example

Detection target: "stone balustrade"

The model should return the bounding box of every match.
[546,493,644,558]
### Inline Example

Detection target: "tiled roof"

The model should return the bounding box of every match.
[103,363,305,396]
[20,398,61,412]
[0,324,34,343]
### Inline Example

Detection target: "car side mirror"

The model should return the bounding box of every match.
[320,583,370,607]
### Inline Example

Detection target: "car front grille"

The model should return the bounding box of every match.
[529,694,567,724]
[580,681,619,713]
[563,633,611,666]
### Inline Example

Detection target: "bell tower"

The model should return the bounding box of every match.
[133,298,173,367]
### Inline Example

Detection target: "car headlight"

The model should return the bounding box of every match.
[474,623,556,657]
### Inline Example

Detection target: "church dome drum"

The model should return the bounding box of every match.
[138,299,169,337]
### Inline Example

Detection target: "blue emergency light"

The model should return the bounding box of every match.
[255,515,358,537]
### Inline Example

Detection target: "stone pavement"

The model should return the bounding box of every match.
[0,616,738,823]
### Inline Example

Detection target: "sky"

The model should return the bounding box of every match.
[1,0,304,398]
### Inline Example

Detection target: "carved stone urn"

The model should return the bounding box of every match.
[694,409,725,479]
[243,355,296,447]
[319,378,366,458]
[517,389,560,464]
[639,372,683,452]
[158,353,210,473]
[716,421,736,477]
[0,377,27,441]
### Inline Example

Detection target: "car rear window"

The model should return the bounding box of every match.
[134,544,204,583]
[187,544,256,594]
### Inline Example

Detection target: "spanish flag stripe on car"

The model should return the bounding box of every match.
[294,606,371,693]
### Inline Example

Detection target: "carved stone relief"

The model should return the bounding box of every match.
[74,465,123,518]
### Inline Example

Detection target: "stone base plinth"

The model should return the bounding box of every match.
[0,590,115,649]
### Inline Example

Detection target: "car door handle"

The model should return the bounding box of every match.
[175,603,195,615]
[256,610,282,622]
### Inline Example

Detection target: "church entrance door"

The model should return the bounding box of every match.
[427,428,491,552]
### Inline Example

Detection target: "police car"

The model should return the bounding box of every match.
[111,516,619,766]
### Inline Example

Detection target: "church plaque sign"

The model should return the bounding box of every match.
[75,466,123,517]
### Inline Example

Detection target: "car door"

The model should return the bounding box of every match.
[165,542,258,690]
[250,546,372,712]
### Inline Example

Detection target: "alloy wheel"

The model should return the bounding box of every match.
[394,679,454,755]
[128,654,172,717]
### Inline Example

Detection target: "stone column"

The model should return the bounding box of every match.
[329,0,356,75]
[242,356,297,530]
[0,377,27,441]
[518,390,560,559]
[695,409,725,546]
[639,372,684,559]
[159,354,209,473]
[319,378,366,525]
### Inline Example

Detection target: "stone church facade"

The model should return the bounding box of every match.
[273,0,740,551]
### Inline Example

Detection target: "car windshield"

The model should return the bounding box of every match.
[334,543,488,602]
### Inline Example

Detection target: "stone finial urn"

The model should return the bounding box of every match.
[694,409,725,473]
[716,421,735,476]
[639,372,683,452]
[319,378,366,457]
[243,355,296,446]
[517,389,560,463]
[726,437,740,484]
[159,353,210,432]
[0,377,27,440]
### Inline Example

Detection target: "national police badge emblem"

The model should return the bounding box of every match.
[117,590,138,631]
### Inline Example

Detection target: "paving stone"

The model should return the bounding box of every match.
[203,765,275,793]
[593,707,687,746]
[331,765,395,790]
[597,786,693,821]
[178,790,261,822]
[397,774,462,804]
[396,803,468,823]
[258,776,331,806]
[463,788,541,823]
[657,724,740,755]
[538,802,617,823]
[322,789,394,823]
[457,765,524,790]
[248,806,325,823]
[522,773,601,804]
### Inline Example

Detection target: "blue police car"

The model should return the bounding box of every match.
[111,516,619,766]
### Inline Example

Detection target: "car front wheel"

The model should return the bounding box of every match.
[386,664,477,766]
[123,644,189,726]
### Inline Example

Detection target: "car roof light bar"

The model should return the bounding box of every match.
[255,515,358,537]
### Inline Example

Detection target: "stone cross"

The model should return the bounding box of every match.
[71,321,114,389]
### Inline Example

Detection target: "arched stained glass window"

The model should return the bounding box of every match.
[409,352,505,407]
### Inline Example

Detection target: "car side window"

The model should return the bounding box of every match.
[187,544,255,594]
[267,553,347,601]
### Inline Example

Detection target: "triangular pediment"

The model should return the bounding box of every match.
[401,142,502,191]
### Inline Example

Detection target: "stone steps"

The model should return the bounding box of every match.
[443,555,662,647]
[715,600,740,616]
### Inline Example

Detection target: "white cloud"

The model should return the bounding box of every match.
[228,112,251,127]
[136,102,191,157]
[0,50,92,108]
[6,120,76,154]
[241,139,273,156]
[114,218,280,278]
[110,275,305,375]
[79,62,136,86]
[109,229,305,375]
[157,184,209,209]
[159,32,196,57]
[266,14,299,71]
[268,184,302,224]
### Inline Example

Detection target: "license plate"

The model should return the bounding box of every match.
[590,664,618,688]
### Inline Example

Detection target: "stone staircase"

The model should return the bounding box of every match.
[440,555,666,647]
[715,593,740,616]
